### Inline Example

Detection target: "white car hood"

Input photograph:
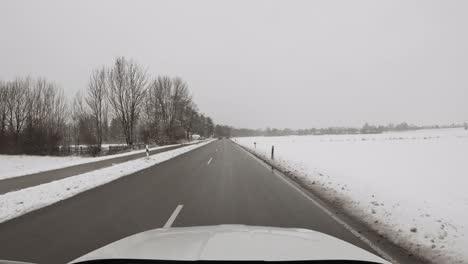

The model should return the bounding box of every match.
[71,225,389,263]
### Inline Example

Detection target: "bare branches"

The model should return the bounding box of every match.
[0,81,8,136]
[107,57,148,145]
[0,77,69,154]
[85,67,107,150]
[0,56,215,154]
[143,75,204,143]
[5,77,31,144]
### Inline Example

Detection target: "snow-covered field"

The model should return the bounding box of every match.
[0,140,213,224]
[0,142,200,181]
[235,128,468,264]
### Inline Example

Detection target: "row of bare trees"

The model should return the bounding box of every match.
[73,57,214,151]
[0,57,214,155]
[141,76,209,144]
[0,78,68,154]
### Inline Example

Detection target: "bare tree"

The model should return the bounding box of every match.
[71,91,88,146]
[50,85,69,143]
[29,78,58,132]
[205,116,214,137]
[0,77,70,154]
[182,102,198,140]
[168,77,191,139]
[24,78,69,154]
[107,57,148,145]
[145,76,192,143]
[85,67,107,151]
[0,56,215,154]
[5,77,31,148]
[145,76,172,143]
[0,81,8,137]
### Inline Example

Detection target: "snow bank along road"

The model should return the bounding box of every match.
[0,139,422,264]
[0,143,195,181]
[235,128,468,264]
[0,143,200,195]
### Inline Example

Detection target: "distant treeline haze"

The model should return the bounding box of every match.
[215,122,467,138]
[0,57,214,155]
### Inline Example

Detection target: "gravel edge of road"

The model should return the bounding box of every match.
[232,140,430,264]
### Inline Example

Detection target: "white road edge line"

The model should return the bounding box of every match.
[164,205,184,228]
[207,157,213,165]
[232,142,398,264]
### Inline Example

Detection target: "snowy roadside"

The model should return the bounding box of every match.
[0,140,214,224]
[234,128,468,264]
[0,141,202,181]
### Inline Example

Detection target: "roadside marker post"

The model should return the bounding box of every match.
[146,145,149,159]
[271,145,274,160]
[254,142,256,149]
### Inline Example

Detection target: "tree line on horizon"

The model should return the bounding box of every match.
[0,57,214,155]
[214,122,466,138]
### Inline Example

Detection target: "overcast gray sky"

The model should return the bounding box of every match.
[1,0,467,129]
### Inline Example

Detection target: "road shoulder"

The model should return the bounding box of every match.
[232,140,428,264]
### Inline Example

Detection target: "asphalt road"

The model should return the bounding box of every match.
[0,144,185,195]
[0,139,415,264]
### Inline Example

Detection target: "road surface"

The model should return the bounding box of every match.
[0,139,419,264]
[0,144,185,195]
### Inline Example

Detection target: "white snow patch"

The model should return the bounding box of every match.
[235,128,468,263]
[0,142,200,181]
[0,140,213,224]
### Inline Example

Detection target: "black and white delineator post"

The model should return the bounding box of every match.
[271,145,275,172]
[146,145,149,159]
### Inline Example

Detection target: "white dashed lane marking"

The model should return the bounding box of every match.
[163,205,183,228]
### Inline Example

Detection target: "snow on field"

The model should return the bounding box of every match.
[0,155,89,180]
[0,140,213,224]
[235,128,468,263]
[0,142,200,181]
